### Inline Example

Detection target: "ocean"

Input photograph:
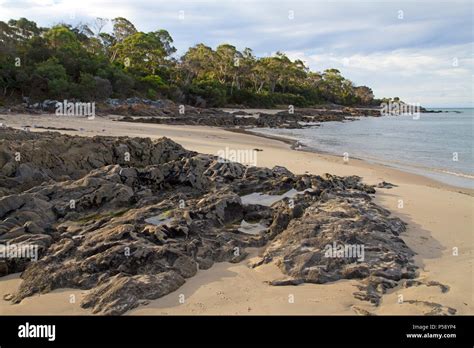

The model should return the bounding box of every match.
[254,109,474,189]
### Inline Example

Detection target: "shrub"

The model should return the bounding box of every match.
[186,80,227,107]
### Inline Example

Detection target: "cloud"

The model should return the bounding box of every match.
[286,43,473,107]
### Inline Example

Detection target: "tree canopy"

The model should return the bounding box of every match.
[0,17,380,107]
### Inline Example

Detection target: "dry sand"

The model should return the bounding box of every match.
[0,113,472,315]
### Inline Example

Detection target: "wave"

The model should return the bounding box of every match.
[252,127,474,188]
[438,170,474,180]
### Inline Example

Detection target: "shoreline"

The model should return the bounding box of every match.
[0,113,472,315]
[243,122,474,191]
[2,112,471,194]
[227,126,473,197]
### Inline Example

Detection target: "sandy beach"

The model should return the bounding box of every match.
[0,113,472,315]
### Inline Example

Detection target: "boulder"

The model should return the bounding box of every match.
[81,271,185,315]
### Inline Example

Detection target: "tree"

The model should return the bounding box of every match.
[320,69,356,105]
[44,26,81,51]
[34,58,69,98]
[181,44,216,84]
[258,55,282,93]
[114,32,167,75]
[0,16,386,107]
[153,30,176,57]
[7,18,42,41]
[110,17,137,62]
[0,58,17,96]
[354,86,374,105]
[92,18,109,35]
[112,17,137,42]
[237,48,256,90]
[215,44,237,85]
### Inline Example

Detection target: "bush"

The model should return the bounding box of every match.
[229,90,309,108]
[137,75,168,100]
[270,92,308,107]
[93,76,113,100]
[47,78,69,99]
[66,73,111,101]
[228,89,265,107]
[138,75,165,89]
[146,88,157,99]
[97,65,135,98]
[186,80,227,107]
[34,58,68,81]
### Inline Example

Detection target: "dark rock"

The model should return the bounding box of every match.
[375,181,398,189]
[0,129,417,314]
[267,277,304,286]
[0,260,8,276]
[81,271,185,315]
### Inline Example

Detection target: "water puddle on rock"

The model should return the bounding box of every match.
[144,212,174,227]
[238,220,268,235]
[240,188,311,206]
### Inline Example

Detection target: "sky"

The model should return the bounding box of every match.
[1,0,473,107]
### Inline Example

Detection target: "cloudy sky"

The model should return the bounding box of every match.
[1,0,472,107]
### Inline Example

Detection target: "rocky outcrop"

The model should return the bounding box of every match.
[81,272,185,315]
[261,196,415,305]
[117,107,352,129]
[0,128,191,194]
[1,98,389,130]
[0,128,417,314]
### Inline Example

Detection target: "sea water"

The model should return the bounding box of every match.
[255,109,473,189]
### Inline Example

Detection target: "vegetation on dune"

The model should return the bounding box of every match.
[0,17,383,107]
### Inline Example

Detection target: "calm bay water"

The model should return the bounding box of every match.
[255,109,474,189]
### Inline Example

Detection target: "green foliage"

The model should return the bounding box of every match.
[0,16,381,107]
[114,32,166,74]
[44,26,81,52]
[138,75,166,100]
[98,65,135,98]
[230,90,307,108]
[47,78,69,98]
[138,75,165,89]
[34,58,69,98]
[0,57,20,96]
[34,58,67,80]
[186,80,227,107]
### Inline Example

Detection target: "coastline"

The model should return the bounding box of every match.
[0,113,472,315]
[228,126,473,196]
[246,112,474,191]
